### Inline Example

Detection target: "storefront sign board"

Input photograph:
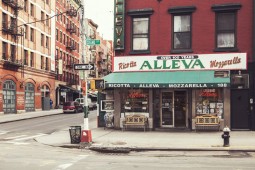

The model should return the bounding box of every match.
[113,53,247,72]
[114,0,125,50]
[106,83,230,88]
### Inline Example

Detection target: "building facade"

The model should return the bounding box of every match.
[103,0,255,131]
[55,0,81,107]
[0,0,55,114]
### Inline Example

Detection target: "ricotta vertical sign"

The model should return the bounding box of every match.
[113,53,247,72]
[114,0,125,50]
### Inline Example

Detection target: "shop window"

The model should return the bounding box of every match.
[195,89,224,118]
[121,89,149,113]
[212,3,241,52]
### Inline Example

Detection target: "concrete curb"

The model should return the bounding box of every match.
[58,145,255,153]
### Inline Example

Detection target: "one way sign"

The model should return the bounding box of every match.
[74,64,95,70]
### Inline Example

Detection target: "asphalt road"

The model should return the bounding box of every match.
[0,110,97,134]
[0,111,255,169]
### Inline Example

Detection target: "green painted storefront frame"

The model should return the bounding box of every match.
[103,71,230,88]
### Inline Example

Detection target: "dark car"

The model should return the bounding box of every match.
[63,101,83,113]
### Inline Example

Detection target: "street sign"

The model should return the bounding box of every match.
[74,64,95,70]
[86,39,100,46]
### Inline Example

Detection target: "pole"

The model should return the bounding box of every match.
[80,3,89,130]
[80,2,92,143]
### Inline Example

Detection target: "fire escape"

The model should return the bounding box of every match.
[2,0,24,70]
[65,5,78,86]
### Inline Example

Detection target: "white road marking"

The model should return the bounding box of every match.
[0,131,8,135]
[14,134,47,141]
[55,155,88,170]
[5,141,30,145]
[4,135,27,140]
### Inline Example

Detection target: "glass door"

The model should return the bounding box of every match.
[161,91,174,127]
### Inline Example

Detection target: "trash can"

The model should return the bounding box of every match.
[69,126,81,144]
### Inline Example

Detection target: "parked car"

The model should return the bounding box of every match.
[75,98,97,110]
[63,101,83,113]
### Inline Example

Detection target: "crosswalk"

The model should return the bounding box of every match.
[0,130,47,145]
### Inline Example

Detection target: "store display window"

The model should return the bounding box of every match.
[195,89,224,118]
[121,89,149,113]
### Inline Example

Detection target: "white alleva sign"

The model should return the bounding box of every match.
[113,53,247,72]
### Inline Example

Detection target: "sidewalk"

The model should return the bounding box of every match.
[1,110,255,152]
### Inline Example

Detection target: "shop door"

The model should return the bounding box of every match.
[174,91,186,127]
[161,92,174,127]
[231,89,250,130]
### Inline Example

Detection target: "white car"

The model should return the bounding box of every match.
[75,98,97,110]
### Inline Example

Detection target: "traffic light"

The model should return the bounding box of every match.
[90,79,104,90]
[95,79,105,89]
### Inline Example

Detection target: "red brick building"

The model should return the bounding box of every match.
[55,0,81,107]
[104,0,255,131]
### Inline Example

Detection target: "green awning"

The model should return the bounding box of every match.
[103,71,230,88]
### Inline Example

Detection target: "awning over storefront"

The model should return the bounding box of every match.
[103,71,230,88]
[59,84,80,93]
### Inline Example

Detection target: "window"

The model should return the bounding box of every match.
[121,89,149,113]
[173,15,191,49]
[30,52,35,67]
[132,17,149,51]
[2,42,7,60]
[24,25,28,39]
[60,31,62,42]
[46,58,49,70]
[168,6,196,53]
[24,50,28,65]
[24,0,28,12]
[41,56,44,69]
[30,4,34,17]
[56,29,58,40]
[10,45,16,61]
[46,15,49,26]
[195,89,224,118]
[56,49,59,59]
[128,8,153,54]
[2,12,7,25]
[41,33,44,46]
[212,3,241,51]
[41,11,45,23]
[216,13,236,49]
[30,28,34,41]
[46,36,49,48]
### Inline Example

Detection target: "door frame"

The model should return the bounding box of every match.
[160,90,174,127]
[160,89,188,128]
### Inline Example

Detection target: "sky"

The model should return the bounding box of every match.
[84,0,114,40]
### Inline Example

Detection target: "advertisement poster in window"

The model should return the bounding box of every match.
[101,100,114,111]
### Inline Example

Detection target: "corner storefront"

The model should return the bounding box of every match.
[102,53,247,130]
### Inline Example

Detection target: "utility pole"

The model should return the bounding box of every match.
[80,1,92,142]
